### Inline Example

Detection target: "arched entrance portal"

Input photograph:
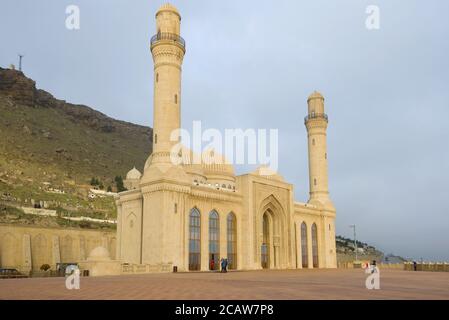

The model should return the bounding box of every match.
[259,195,286,270]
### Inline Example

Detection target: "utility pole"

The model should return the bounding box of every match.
[18,54,24,71]
[349,225,358,261]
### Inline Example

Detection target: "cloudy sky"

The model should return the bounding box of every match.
[1,0,448,261]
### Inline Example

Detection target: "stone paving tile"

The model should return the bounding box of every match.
[0,269,448,300]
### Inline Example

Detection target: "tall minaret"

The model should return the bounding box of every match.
[150,4,185,166]
[305,91,333,208]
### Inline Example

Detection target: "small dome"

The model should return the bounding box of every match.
[252,166,284,181]
[126,167,142,180]
[156,3,180,17]
[87,246,111,261]
[201,149,235,177]
[308,91,324,101]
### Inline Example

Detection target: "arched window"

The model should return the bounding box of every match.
[312,223,319,268]
[301,222,308,268]
[189,208,201,271]
[261,213,270,269]
[209,210,219,270]
[227,213,237,269]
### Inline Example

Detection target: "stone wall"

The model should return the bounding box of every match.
[404,262,449,272]
[0,224,116,272]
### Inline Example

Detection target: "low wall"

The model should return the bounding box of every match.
[338,262,405,269]
[121,263,173,274]
[338,261,449,272]
[404,262,449,272]
[21,207,57,217]
[0,224,116,272]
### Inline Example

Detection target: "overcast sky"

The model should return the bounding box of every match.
[1,0,448,261]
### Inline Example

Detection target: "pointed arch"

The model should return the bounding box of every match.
[209,210,220,270]
[188,207,201,271]
[227,212,237,269]
[258,194,287,269]
[312,223,319,268]
[301,222,308,268]
[126,212,137,229]
[259,194,286,220]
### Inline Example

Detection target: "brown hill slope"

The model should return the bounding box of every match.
[0,67,152,224]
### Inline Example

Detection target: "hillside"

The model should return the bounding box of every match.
[0,67,152,228]
[336,235,383,263]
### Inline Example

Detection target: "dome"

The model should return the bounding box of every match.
[308,91,324,101]
[87,246,111,261]
[126,167,142,180]
[156,3,180,17]
[201,149,235,177]
[252,166,284,182]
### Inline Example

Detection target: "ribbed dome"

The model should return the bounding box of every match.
[126,167,142,180]
[308,91,324,101]
[156,3,180,16]
[201,149,235,177]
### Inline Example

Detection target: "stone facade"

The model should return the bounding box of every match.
[0,224,116,272]
[116,4,337,272]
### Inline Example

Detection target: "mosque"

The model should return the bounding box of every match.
[115,4,337,272]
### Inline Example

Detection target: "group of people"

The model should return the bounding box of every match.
[210,258,229,272]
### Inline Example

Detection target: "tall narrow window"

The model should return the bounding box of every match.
[227,213,237,269]
[174,94,178,104]
[154,134,157,144]
[156,73,159,82]
[301,222,308,268]
[312,223,319,268]
[312,139,315,146]
[314,178,317,186]
[189,208,201,271]
[209,210,219,270]
[261,213,270,269]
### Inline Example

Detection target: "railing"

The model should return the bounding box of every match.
[151,32,186,48]
[304,113,328,123]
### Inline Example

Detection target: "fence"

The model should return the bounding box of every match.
[121,263,173,274]
[338,261,449,272]
[404,262,449,272]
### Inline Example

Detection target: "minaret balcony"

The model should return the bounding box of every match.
[151,32,186,49]
[304,113,328,124]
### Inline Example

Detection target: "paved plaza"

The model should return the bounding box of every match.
[0,269,448,300]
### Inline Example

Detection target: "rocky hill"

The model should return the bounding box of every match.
[336,235,385,263]
[0,67,152,227]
